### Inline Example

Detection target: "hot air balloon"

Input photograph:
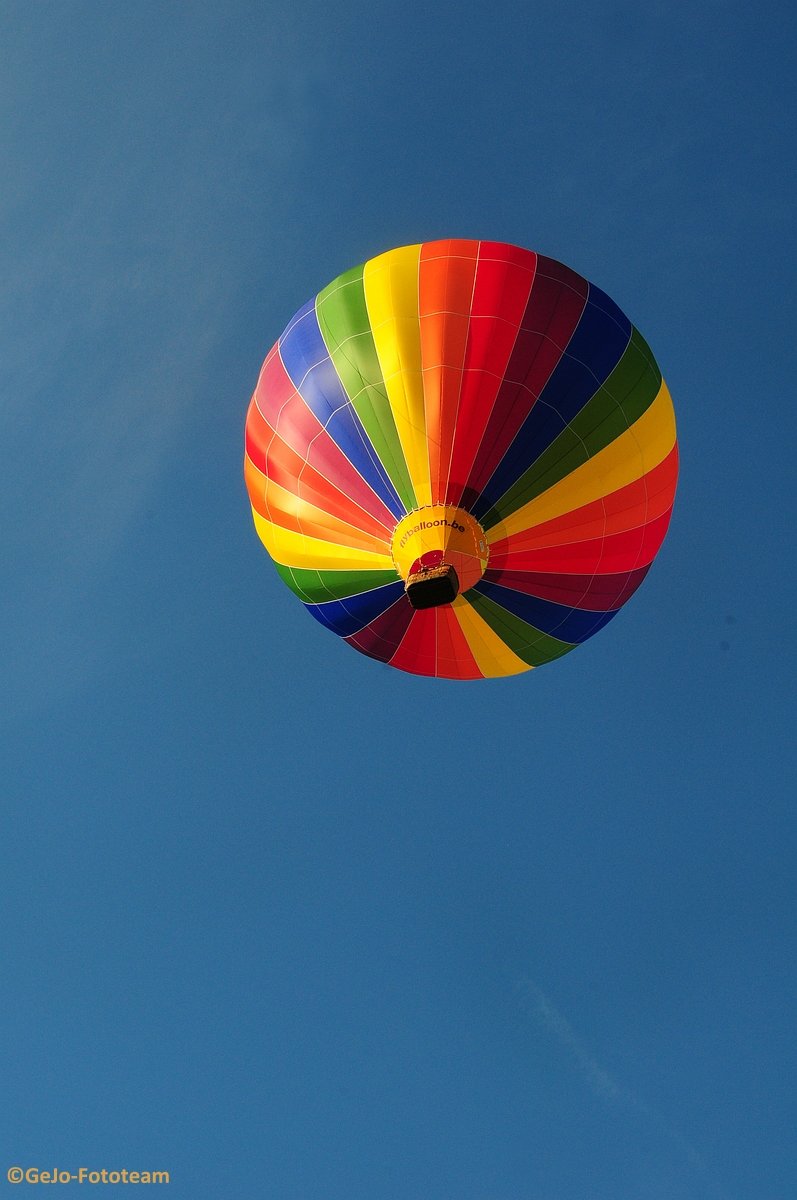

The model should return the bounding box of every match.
[244,240,677,679]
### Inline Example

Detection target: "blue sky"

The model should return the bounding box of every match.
[2,2,795,1197]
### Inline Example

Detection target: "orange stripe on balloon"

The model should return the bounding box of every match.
[489,445,679,559]
[249,357,397,533]
[490,510,674,575]
[246,405,393,541]
[419,240,479,503]
[245,455,390,553]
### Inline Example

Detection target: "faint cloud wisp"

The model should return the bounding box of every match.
[515,978,731,1200]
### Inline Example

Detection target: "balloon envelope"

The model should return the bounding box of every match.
[244,240,678,679]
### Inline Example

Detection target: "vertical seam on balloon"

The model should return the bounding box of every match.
[576,332,658,621]
[304,578,405,634]
[454,249,540,506]
[315,272,415,514]
[381,249,422,482]
[454,594,532,676]
[452,598,488,675]
[343,594,403,662]
[469,586,576,661]
[255,349,285,578]
[486,383,675,546]
[612,378,675,587]
[473,270,590,517]
[350,594,413,664]
[480,286,633,529]
[492,506,672,565]
[490,323,648,525]
[482,306,633,639]
[440,240,481,509]
[387,605,419,668]
[287,303,404,518]
[323,333,414,514]
[419,244,436,506]
[272,337,397,534]
[258,350,395,542]
[422,244,445,502]
[363,246,429,509]
[418,244,432,508]
[488,387,674,631]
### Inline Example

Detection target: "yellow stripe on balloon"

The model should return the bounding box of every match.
[252,470,390,555]
[452,596,531,677]
[489,379,677,543]
[363,245,432,508]
[252,511,396,571]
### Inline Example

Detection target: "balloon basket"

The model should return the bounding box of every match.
[405,564,460,610]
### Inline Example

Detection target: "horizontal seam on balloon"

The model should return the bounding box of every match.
[300,573,401,603]
[489,505,674,557]
[258,355,395,537]
[468,590,576,655]
[493,370,664,522]
[438,239,482,508]
[280,317,403,515]
[478,307,634,635]
[312,296,410,514]
[519,371,669,615]
[478,318,634,515]
[317,333,414,512]
[483,360,665,626]
[456,261,584,504]
[250,483,394,551]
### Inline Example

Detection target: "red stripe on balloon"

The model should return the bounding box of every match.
[346,588,483,679]
[445,243,537,505]
[251,348,396,533]
[246,404,392,541]
[345,597,415,663]
[489,510,674,575]
[252,341,297,427]
[244,398,275,475]
[482,565,651,611]
[459,256,589,508]
[489,444,679,558]
[388,608,438,675]
[434,605,483,678]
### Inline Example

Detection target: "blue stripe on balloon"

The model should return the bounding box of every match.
[279,300,404,519]
[304,580,406,637]
[473,580,618,643]
[472,284,632,521]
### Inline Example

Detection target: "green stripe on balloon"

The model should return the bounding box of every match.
[465,591,575,666]
[316,267,417,513]
[275,563,400,605]
[480,326,662,528]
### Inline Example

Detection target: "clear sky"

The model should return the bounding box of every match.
[2,2,795,1197]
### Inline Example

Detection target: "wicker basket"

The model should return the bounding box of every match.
[405,564,460,610]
